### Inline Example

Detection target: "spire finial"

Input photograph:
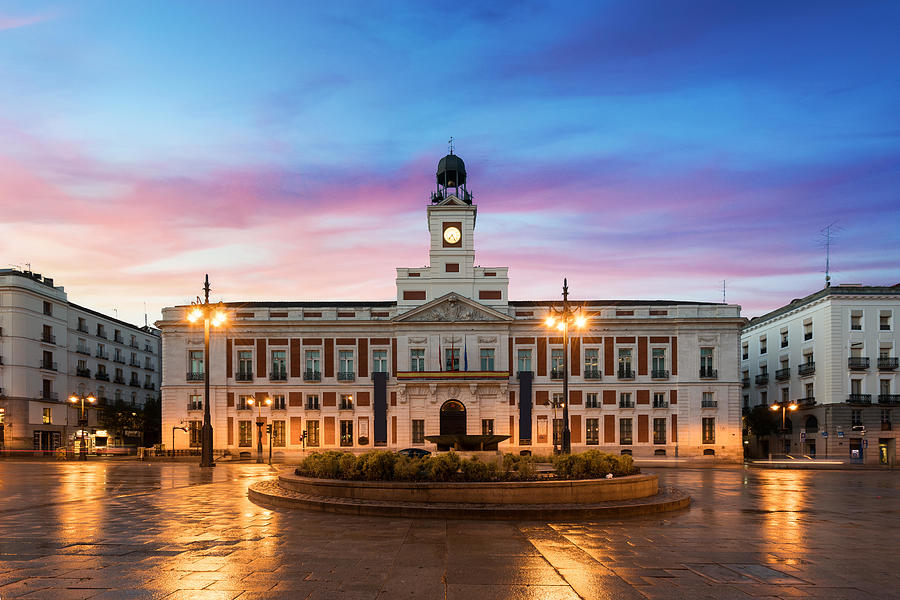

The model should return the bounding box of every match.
[448,136,454,155]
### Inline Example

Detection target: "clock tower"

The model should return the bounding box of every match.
[396,151,509,311]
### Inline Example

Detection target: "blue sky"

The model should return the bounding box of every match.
[0,1,897,324]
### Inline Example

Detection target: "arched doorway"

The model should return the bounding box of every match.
[440,400,466,436]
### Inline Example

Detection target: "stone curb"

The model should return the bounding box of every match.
[248,480,691,520]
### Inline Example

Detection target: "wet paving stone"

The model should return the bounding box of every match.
[0,461,898,599]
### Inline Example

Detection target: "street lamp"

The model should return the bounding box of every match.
[543,278,588,454]
[172,424,187,456]
[770,400,798,456]
[246,396,272,464]
[549,396,567,454]
[69,393,96,461]
[186,274,227,468]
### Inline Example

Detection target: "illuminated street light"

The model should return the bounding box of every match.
[246,396,272,464]
[69,393,96,461]
[543,278,589,454]
[185,274,227,468]
[771,400,799,457]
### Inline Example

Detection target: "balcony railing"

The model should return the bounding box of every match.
[550,369,564,380]
[337,371,355,381]
[77,325,89,334]
[339,401,354,410]
[699,367,717,379]
[95,372,109,381]
[304,370,321,382]
[129,360,141,367]
[878,394,900,405]
[41,334,56,344]
[187,401,203,411]
[270,369,288,381]
[755,374,769,385]
[652,400,668,409]
[129,380,141,388]
[145,364,155,371]
[144,383,156,390]
[306,401,320,410]
[651,369,669,379]
[272,399,286,410]
[40,361,58,371]
[775,367,791,381]
[799,397,816,407]
[878,357,898,370]
[742,377,750,388]
[186,371,204,381]
[76,345,91,355]
[114,335,123,344]
[619,399,634,408]
[96,351,109,360]
[113,356,125,364]
[37,392,59,401]
[129,341,139,348]
[97,331,107,339]
[701,399,718,408]
[848,394,872,404]
[798,362,816,376]
[76,367,91,378]
[235,370,253,382]
[113,376,125,384]
[617,368,635,380]
[583,368,601,380]
[848,357,870,370]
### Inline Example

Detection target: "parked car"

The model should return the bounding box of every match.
[397,448,431,458]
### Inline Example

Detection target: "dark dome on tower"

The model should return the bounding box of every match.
[436,153,466,188]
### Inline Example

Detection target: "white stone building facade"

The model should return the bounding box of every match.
[158,154,744,461]
[741,284,900,464]
[0,269,161,452]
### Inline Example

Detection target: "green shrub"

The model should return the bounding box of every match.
[461,456,500,481]
[393,455,426,481]
[552,450,639,479]
[428,451,461,481]
[362,451,397,481]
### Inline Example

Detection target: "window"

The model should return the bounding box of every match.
[881,409,891,426]
[480,348,495,371]
[760,390,768,406]
[803,320,813,341]
[340,420,353,446]
[552,418,563,446]
[188,421,202,447]
[702,391,717,408]
[237,395,251,410]
[338,350,354,378]
[702,418,715,444]
[517,349,532,372]
[880,379,891,395]
[653,418,666,444]
[759,336,767,355]
[700,347,715,377]
[271,350,287,379]
[115,389,123,402]
[77,317,88,333]
[619,418,633,445]
[43,301,52,316]
[272,421,286,447]
[651,348,666,376]
[410,349,425,372]
[238,421,252,446]
[42,408,51,424]
[372,350,388,373]
[851,311,863,331]
[340,394,354,410]
[851,410,863,427]
[743,395,749,410]
[653,392,666,408]
[237,350,253,379]
[445,348,460,371]
[482,419,494,435]
[412,420,425,444]
[305,350,321,379]
[114,329,122,343]
[619,392,633,408]
[741,342,749,360]
[272,394,286,410]
[881,311,892,331]
[189,394,202,410]
[97,324,106,338]
[618,348,633,377]
[585,392,599,408]
[586,418,599,445]
[781,387,789,403]
[551,349,564,375]
[880,344,893,358]
[306,394,319,410]
[803,350,814,365]
[805,382,814,399]
[584,348,599,377]
[42,324,53,343]
[307,421,320,446]
[780,329,788,348]
[851,379,862,395]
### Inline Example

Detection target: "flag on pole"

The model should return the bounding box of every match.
[464,336,468,371]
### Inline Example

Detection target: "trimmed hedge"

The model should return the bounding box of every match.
[294,450,638,482]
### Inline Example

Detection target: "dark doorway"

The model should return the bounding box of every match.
[439,400,466,450]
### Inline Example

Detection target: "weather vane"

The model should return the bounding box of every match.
[448,136,454,154]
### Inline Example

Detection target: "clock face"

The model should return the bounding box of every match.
[443,226,461,244]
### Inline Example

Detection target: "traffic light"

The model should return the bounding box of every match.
[266,424,272,434]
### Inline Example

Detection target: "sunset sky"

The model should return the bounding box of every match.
[1,1,898,326]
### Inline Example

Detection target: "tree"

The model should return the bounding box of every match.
[745,405,779,438]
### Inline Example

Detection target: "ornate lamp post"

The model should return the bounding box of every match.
[543,278,588,454]
[186,274,227,468]
[247,396,272,464]
[68,393,96,461]
[770,400,798,456]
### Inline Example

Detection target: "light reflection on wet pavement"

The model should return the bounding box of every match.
[0,461,897,599]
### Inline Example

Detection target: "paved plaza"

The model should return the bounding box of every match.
[0,461,897,599]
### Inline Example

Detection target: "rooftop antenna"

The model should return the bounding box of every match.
[448,136,454,155]
[722,280,726,304]
[819,222,842,287]
[144,303,148,327]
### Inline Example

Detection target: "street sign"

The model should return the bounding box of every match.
[800,432,806,440]
[838,431,844,438]
[821,431,828,438]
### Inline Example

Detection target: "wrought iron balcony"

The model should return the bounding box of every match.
[848,394,872,404]
[40,360,58,371]
[848,357,870,370]
[76,367,91,378]
[41,334,56,344]
[129,340,139,348]
[798,362,816,376]
[878,394,900,405]
[235,370,253,382]
[799,397,816,407]
[129,360,141,367]
[652,400,669,409]
[145,364,155,371]
[76,345,90,355]
[306,401,320,410]
[339,400,354,410]
[755,374,769,385]
[304,370,321,382]
[699,367,717,379]
[113,376,125,384]
[96,351,109,360]
[619,399,634,408]
[270,369,288,381]
[186,371,204,381]
[129,380,141,388]
[144,383,155,390]
[742,377,750,388]
[187,401,203,411]
[95,372,109,381]
[583,368,601,380]
[775,367,791,381]
[651,369,669,379]
[113,356,125,364]
[550,369,564,379]
[337,371,356,381]
[37,392,59,401]
[96,331,107,339]
[878,357,898,370]
[617,368,635,380]
[77,325,89,334]
[701,399,718,408]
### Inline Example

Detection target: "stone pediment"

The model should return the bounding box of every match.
[434,195,469,207]
[395,293,512,323]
